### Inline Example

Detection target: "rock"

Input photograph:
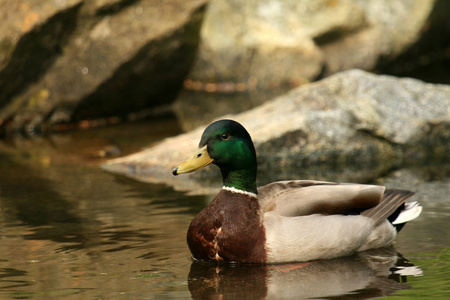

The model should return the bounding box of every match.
[379,0,450,84]
[174,0,445,131]
[173,88,289,132]
[103,70,450,193]
[188,0,438,86]
[321,0,437,75]
[0,0,207,136]
[188,0,367,87]
[0,0,83,122]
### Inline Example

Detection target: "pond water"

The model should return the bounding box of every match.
[0,117,449,299]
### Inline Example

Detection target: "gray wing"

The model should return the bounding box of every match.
[258,180,386,217]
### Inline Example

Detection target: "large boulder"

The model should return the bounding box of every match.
[174,0,447,131]
[0,0,206,136]
[187,0,437,87]
[103,70,450,193]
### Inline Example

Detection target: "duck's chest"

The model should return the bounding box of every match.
[186,190,266,263]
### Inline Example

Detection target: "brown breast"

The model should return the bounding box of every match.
[187,189,266,263]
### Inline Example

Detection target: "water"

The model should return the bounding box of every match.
[0,118,449,299]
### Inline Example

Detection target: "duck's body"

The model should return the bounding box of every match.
[173,120,422,264]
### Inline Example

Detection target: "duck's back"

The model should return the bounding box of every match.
[258,180,386,217]
[259,180,419,263]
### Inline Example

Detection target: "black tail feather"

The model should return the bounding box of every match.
[361,189,415,227]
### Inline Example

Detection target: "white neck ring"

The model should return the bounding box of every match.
[222,186,257,198]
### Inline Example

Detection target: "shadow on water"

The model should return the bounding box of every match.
[0,117,448,299]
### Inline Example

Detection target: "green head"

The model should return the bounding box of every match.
[173,119,258,194]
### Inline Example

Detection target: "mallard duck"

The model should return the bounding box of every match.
[172,119,422,264]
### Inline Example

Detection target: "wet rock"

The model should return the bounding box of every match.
[103,70,450,193]
[0,0,206,135]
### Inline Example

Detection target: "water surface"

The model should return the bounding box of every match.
[0,118,449,299]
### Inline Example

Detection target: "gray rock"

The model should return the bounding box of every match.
[187,0,366,87]
[0,0,206,135]
[174,0,443,131]
[322,0,438,75]
[187,0,436,86]
[103,70,450,193]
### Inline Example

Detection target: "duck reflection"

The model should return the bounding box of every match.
[188,247,421,299]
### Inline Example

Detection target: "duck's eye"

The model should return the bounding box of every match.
[221,133,230,140]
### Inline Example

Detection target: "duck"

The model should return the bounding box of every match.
[172,119,422,264]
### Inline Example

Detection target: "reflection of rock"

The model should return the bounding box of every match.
[188,247,419,299]
[104,70,450,192]
[0,132,189,255]
[0,0,206,135]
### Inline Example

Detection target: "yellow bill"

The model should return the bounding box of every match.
[172,145,213,175]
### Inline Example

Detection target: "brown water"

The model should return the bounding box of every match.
[0,118,449,299]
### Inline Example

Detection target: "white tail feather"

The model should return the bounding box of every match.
[392,201,422,225]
